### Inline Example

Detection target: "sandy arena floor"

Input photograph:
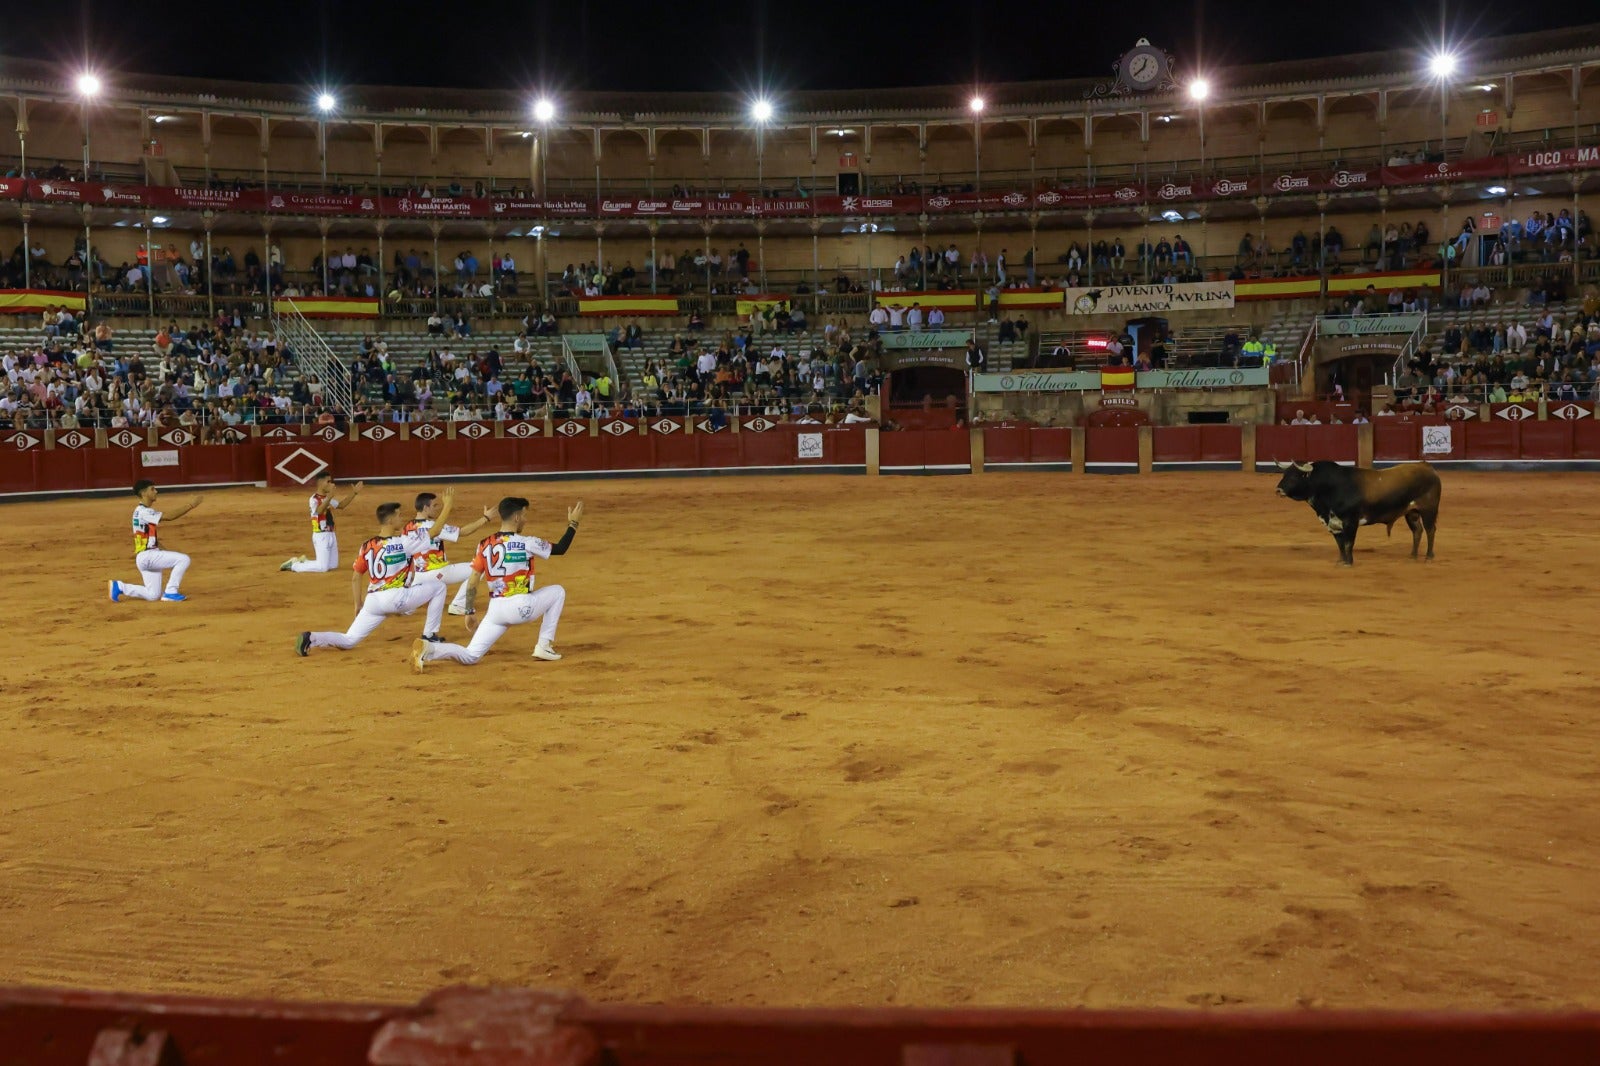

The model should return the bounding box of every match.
[1,471,1597,1010]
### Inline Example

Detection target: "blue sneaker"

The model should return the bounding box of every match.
[161,592,188,602]
[109,580,121,603]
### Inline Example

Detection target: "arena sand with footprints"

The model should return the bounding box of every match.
[2,471,1597,1009]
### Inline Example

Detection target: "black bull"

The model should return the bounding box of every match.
[1275,461,1441,566]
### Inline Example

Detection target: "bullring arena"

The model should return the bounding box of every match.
[4,13,1600,1064]
[6,468,1600,1014]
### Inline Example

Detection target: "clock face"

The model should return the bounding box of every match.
[1122,47,1166,90]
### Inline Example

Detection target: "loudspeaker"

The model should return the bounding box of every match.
[837,173,860,196]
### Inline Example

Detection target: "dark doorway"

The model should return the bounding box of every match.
[888,366,966,408]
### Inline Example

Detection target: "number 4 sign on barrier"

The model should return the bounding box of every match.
[797,433,824,460]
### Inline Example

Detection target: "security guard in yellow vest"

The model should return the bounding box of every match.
[1241,337,1265,366]
[1261,341,1277,366]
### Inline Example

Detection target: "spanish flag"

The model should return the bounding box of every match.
[998,289,1065,311]
[874,290,980,312]
[1100,365,1136,390]
[0,289,87,314]
[1235,277,1321,301]
[275,296,380,318]
[579,295,679,316]
[1326,270,1441,294]
[736,294,790,318]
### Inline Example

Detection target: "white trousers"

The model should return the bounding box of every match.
[291,531,339,572]
[120,549,191,600]
[307,581,447,650]
[422,561,475,610]
[422,586,564,666]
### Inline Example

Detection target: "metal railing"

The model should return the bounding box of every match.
[277,301,354,417]
[1384,381,1597,405]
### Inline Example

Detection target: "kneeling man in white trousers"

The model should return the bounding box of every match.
[296,493,458,657]
[412,496,583,670]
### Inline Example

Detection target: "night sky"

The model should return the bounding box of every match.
[4,0,1597,95]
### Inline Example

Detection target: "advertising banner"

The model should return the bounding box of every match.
[1510,145,1600,175]
[1139,367,1270,388]
[1318,313,1426,335]
[1064,281,1235,315]
[973,371,1102,393]
[880,331,975,350]
[973,367,1270,393]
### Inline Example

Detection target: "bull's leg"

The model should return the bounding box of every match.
[1422,511,1437,560]
[1335,526,1358,567]
[1405,511,1425,558]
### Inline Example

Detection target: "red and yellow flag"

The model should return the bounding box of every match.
[736,294,790,317]
[275,296,379,318]
[0,289,87,314]
[1100,366,1135,390]
[874,291,979,312]
[579,295,679,316]
[998,289,1064,311]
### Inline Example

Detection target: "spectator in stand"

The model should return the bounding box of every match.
[964,339,986,373]
[1173,235,1192,269]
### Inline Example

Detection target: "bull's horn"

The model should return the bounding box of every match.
[1276,460,1291,470]
[1294,461,1314,472]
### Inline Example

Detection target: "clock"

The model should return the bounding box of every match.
[1118,39,1171,93]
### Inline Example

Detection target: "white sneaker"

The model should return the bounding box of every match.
[409,639,428,674]
[531,640,562,661]
[447,604,467,616]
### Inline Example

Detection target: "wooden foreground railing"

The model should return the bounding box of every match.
[1,985,1597,1065]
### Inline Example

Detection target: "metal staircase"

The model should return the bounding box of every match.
[277,301,354,416]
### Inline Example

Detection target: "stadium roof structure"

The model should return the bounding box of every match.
[0,25,1597,124]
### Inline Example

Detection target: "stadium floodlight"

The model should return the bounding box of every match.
[76,72,102,98]
[1189,79,1211,102]
[151,215,168,225]
[1485,185,1507,195]
[1429,51,1459,79]
[533,98,555,124]
[969,95,985,114]
[751,98,773,124]
[316,92,337,113]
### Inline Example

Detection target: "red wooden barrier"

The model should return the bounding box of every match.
[879,429,927,472]
[1030,427,1073,464]
[1152,425,1202,465]
[1082,427,1139,472]
[1372,421,1420,462]
[3,984,1598,1066]
[265,442,335,487]
[1303,425,1359,464]
[1576,420,1600,459]
[1152,425,1243,469]
[1518,421,1574,461]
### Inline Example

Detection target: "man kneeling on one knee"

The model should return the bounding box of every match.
[410,495,583,671]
